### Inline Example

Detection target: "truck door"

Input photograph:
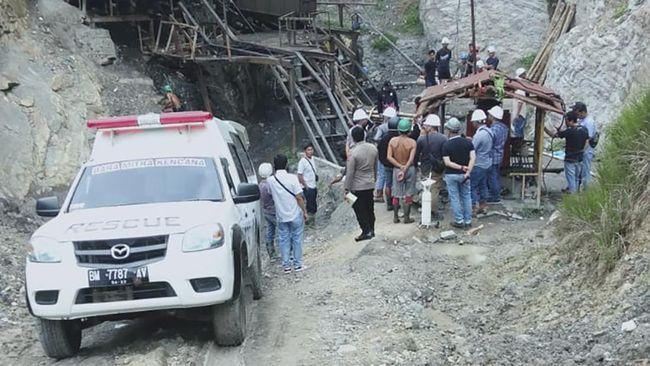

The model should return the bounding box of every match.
[227,134,259,266]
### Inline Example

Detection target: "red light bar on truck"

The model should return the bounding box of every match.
[87,111,213,129]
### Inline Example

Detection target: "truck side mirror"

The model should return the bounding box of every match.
[233,183,260,204]
[36,196,60,217]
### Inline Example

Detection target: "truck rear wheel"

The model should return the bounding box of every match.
[38,319,82,359]
[212,254,247,346]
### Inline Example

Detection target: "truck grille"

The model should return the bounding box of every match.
[74,236,168,267]
[75,282,176,304]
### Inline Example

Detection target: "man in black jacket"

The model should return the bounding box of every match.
[378,117,399,211]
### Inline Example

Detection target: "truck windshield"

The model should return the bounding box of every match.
[68,157,224,211]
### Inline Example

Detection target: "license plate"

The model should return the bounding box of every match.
[87,267,149,287]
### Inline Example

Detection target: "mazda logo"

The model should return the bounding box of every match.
[110,244,130,259]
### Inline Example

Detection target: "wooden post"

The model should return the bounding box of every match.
[338,4,344,28]
[197,66,213,114]
[534,107,545,208]
[470,0,477,74]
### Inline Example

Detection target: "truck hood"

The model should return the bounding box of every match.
[33,201,229,242]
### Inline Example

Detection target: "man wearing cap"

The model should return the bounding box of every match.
[436,38,453,82]
[345,126,379,241]
[544,111,589,194]
[423,50,437,87]
[371,106,397,202]
[442,118,475,228]
[487,105,508,204]
[485,46,499,70]
[378,117,400,211]
[347,108,369,158]
[572,102,596,188]
[416,114,448,218]
[387,119,418,224]
[469,109,493,214]
[258,163,277,260]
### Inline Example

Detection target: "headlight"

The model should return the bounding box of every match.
[26,237,62,263]
[182,223,225,252]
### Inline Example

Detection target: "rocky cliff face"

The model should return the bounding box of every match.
[545,0,650,126]
[419,0,549,73]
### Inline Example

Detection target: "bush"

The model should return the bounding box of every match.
[400,2,424,35]
[520,53,536,69]
[559,89,650,271]
[371,32,398,52]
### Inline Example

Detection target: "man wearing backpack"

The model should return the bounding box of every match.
[572,102,597,189]
[469,109,493,215]
[416,114,447,218]
[297,143,318,222]
[269,154,308,273]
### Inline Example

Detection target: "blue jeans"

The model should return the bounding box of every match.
[565,161,582,194]
[581,152,593,189]
[263,213,276,257]
[384,166,394,189]
[375,161,386,190]
[487,164,501,201]
[444,174,472,225]
[470,166,489,206]
[278,213,304,269]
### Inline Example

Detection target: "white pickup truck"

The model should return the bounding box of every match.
[25,111,263,358]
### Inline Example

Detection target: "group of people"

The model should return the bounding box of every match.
[424,37,501,86]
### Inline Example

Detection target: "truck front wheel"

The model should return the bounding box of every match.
[38,318,82,359]
[212,254,247,346]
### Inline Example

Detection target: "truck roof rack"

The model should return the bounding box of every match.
[87,111,213,129]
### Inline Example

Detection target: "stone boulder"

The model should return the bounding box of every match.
[545,1,650,127]
[419,0,549,73]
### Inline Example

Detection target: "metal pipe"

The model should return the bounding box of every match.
[470,0,477,74]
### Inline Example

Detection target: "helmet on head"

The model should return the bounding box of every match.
[487,46,496,53]
[516,67,526,78]
[445,118,462,132]
[423,114,441,127]
[471,109,487,122]
[382,106,397,118]
[258,163,273,179]
[387,116,399,131]
[488,106,504,120]
[460,52,469,60]
[352,108,369,122]
[441,37,450,45]
[476,60,485,69]
[162,85,173,93]
[397,118,412,133]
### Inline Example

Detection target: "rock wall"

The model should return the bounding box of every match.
[545,0,650,126]
[419,0,549,73]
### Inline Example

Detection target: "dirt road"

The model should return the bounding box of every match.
[2,200,648,365]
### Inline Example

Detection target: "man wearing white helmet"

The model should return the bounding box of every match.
[370,106,397,202]
[347,108,369,157]
[485,46,499,70]
[487,105,508,204]
[258,162,277,260]
[416,114,448,218]
[373,106,397,142]
[436,37,453,81]
[469,109,493,214]
[476,59,486,72]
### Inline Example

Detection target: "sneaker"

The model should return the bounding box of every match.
[283,267,292,274]
[450,221,465,229]
[294,266,305,272]
[464,222,472,229]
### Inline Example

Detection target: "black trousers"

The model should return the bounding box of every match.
[352,189,375,234]
[304,188,318,214]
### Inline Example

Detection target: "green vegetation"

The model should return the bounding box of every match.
[613,3,627,19]
[559,89,650,271]
[400,2,424,35]
[519,53,537,69]
[371,32,398,52]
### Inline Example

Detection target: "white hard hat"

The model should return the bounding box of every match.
[353,108,369,122]
[382,106,397,118]
[441,37,450,44]
[423,114,441,127]
[488,105,504,120]
[471,109,487,122]
[516,67,526,78]
[476,60,485,68]
[258,163,273,178]
[487,46,496,53]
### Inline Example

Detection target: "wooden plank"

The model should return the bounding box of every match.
[201,0,238,41]
[534,108,545,208]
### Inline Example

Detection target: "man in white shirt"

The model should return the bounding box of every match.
[297,143,318,219]
[268,154,308,273]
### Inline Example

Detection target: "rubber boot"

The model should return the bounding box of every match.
[403,204,415,224]
[393,204,400,223]
[385,188,393,211]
